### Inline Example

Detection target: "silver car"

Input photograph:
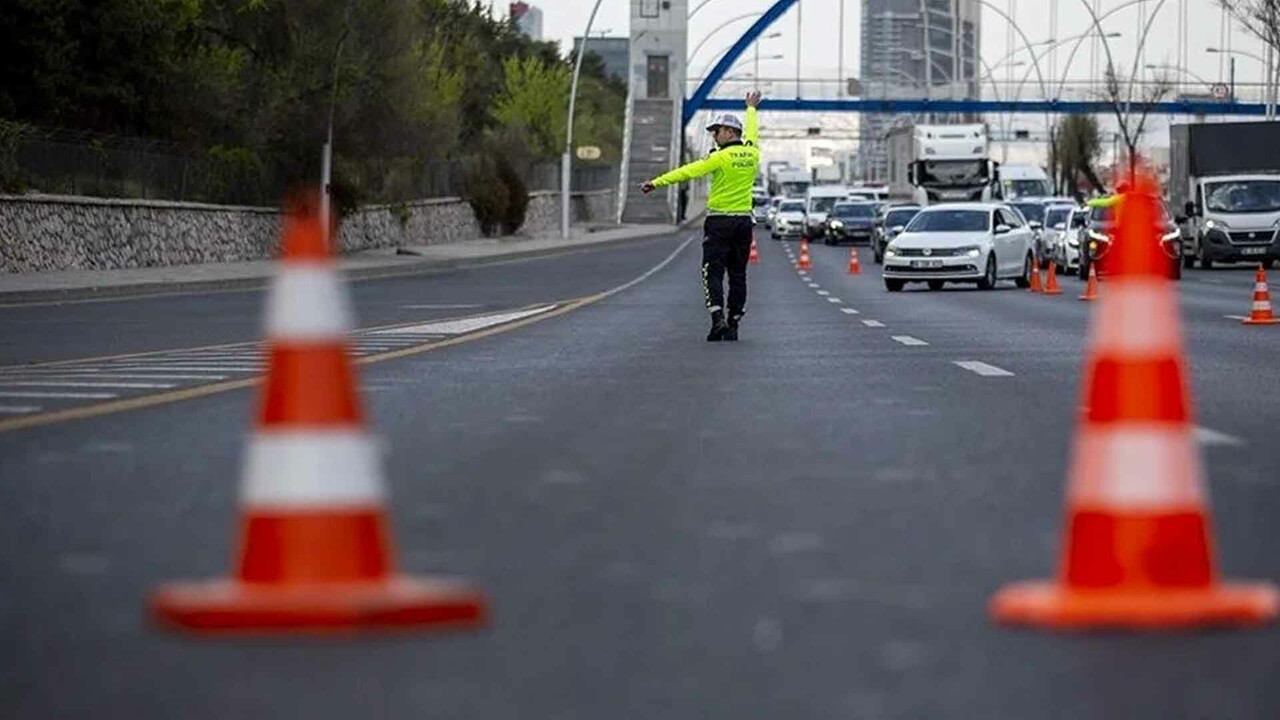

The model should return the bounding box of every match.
[770,199,807,239]
[883,203,1037,291]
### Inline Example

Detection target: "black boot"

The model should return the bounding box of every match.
[707,311,729,342]
[723,315,740,341]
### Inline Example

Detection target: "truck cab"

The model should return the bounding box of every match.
[888,123,999,206]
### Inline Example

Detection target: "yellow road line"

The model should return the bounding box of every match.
[0,295,602,434]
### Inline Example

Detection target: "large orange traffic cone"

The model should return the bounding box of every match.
[1042,260,1063,295]
[748,238,760,264]
[1028,257,1043,293]
[150,197,486,634]
[990,171,1278,629]
[847,247,862,275]
[796,242,812,270]
[1242,264,1280,325]
[1078,264,1100,301]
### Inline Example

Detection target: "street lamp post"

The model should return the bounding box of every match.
[562,0,605,240]
[321,5,353,243]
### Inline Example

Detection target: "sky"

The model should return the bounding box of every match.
[507,1,1274,164]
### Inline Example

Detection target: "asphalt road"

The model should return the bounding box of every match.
[2,228,1279,718]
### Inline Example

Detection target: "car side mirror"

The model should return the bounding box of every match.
[1174,215,1187,225]
[890,225,905,234]
[1052,222,1065,231]
[1028,220,1043,230]
[1184,200,1196,217]
[994,224,1012,235]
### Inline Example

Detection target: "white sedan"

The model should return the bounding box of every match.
[883,203,1036,291]
[770,199,807,239]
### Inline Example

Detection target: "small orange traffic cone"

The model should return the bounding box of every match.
[748,239,760,264]
[150,196,486,634]
[1242,264,1280,325]
[1028,257,1043,293]
[796,242,812,270]
[847,247,862,275]
[990,171,1278,630]
[1042,260,1063,295]
[1078,264,1100,301]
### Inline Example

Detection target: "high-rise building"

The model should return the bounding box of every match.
[859,0,980,181]
[572,37,630,83]
[509,2,543,41]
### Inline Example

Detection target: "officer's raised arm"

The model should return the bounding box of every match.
[744,91,761,147]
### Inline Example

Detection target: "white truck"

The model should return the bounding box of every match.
[771,167,813,199]
[885,122,999,206]
[1170,122,1280,269]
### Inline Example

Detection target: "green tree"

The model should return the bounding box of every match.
[1053,114,1105,195]
[492,55,570,160]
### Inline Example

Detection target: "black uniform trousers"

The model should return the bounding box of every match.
[701,215,754,319]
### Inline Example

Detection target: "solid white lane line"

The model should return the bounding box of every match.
[1195,426,1245,447]
[840,308,860,315]
[0,405,41,414]
[892,335,929,346]
[0,373,228,381]
[0,381,176,389]
[827,297,842,303]
[98,365,262,373]
[953,360,1015,377]
[1224,315,1249,321]
[400,304,484,309]
[372,305,557,336]
[0,391,117,399]
[862,320,886,328]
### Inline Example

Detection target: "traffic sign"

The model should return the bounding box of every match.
[576,146,602,161]
[1211,83,1230,100]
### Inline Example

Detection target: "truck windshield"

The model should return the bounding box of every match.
[1205,180,1280,213]
[907,210,990,233]
[780,182,810,197]
[1004,179,1050,198]
[917,160,989,188]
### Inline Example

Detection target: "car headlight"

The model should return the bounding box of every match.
[884,246,899,258]
[830,220,844,229]
[1067,238,1079,248]
[958,245,982,258]
[1205,219,1229,231]
[1087,229,1109,242]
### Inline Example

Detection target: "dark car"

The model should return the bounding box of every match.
[823,202,878,245]
[1079,201,1182,281]
[873,205,921,263]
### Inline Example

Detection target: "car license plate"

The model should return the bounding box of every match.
[911,259,943,269]
[1242,246,1267,255]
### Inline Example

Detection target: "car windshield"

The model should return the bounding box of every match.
[884,209,920,227]
[1010,203,1045,223]
[906,209,990,233]
[809,196,841,213]
[1204,180,1280,213]
[831,203,875,218]
[781,201,805,213]
[1044,206,1072,227]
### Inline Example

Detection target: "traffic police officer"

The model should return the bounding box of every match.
[643,91,763,341]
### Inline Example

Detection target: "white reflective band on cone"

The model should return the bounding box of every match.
[1254,301,1272,311]
[1088,280,1181,357]
[1256,283,1268,292]
[1068,424,1206,510]
[242,430,385,508]
[264,267,354,340]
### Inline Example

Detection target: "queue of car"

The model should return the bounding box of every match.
[751,182,1258,292]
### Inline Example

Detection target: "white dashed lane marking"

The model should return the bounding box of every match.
[953,360,1015,377]
[0,381,177,389]
[892,335,929,346]
[0,391,117,400]
[827,297,842,303]
[862,320,886,328]
[840,308,860,315]
[0,406,40,414]
[816,290,830,296]
[1195,426,1245,447]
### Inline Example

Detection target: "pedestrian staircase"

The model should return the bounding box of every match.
[620,97,677,224]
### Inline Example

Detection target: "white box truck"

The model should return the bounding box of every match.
[1170,122,1280,269]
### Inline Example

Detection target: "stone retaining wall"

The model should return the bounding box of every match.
[0,189,616,273]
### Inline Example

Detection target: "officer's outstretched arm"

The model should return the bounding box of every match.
[744,94,760,147]
[650,154,725,188]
